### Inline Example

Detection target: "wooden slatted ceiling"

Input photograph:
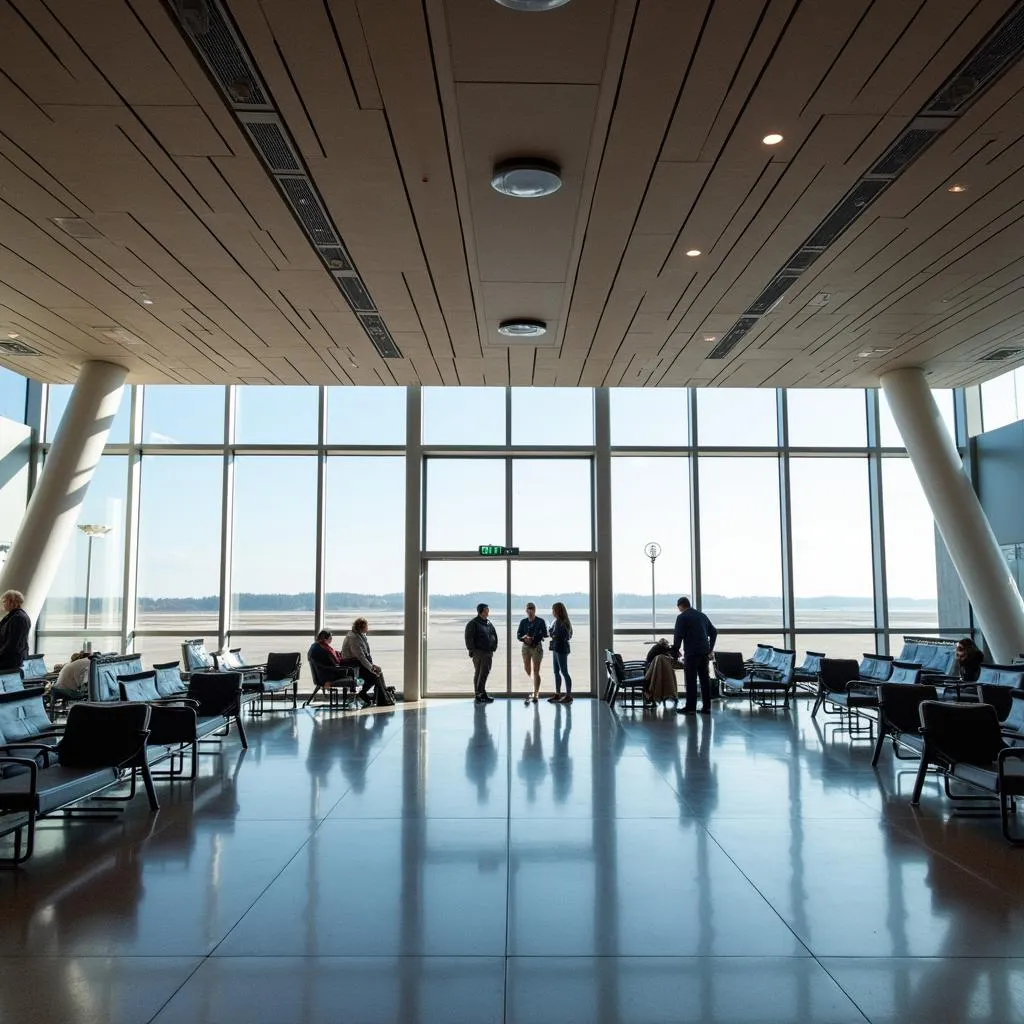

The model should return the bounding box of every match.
[0,0,1021,387]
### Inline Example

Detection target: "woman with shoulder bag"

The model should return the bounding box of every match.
[548,602,574,704]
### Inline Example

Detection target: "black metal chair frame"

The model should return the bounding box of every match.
[604,651,646,710]
[304,658,361,711]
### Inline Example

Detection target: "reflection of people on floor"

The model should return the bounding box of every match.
[678,716,717,818]
[550,701,573,803]
[465,702,499,802]
[517,704,548,801]
[307,709,394,792]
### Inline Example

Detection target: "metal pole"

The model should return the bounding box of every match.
[650,557,656,640]
[83,534,94,632]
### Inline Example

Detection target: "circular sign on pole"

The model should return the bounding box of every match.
[644,541,662,561]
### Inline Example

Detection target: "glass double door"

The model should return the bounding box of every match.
[424,559,593,697]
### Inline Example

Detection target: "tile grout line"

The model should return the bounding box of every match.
[504,699,512,1024]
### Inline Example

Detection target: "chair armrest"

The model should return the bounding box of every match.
[998,746,1024,767]
[0,742,58,767]
[0,755,38,788]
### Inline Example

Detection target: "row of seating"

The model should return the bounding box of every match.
[181,639,300,714]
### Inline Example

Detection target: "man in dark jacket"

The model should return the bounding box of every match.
[0,590,31,672]
[670,596,718,715]
[465,603,498,704]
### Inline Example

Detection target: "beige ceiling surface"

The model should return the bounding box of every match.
[0,0,1022,386]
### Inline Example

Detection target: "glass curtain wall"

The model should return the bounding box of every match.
[31,381,971,689]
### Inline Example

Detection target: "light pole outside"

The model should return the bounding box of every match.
[643,541,662,641]
[78,524,111,633]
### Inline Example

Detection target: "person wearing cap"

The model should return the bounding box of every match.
[465,602,498,704]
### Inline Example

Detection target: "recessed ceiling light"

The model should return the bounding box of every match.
[490,159,562,198]
[6,333,18,340]
[947,183,968,193]
[762,133,784,146]
[686,249,702,257]
[498,319,547,338]
[702,334,718,342]
[493,0,572,8]
[140,292,154,306]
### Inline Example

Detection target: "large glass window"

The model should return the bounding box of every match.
[423,387,505,446]
[787,390,866,447]
[235,386,319,444]
[609,389,688,446]
[511,388,593,446]
[611,457,690,630]
[143,385,224,444]
[0,366,26,424]
[426,459,505,550]
[40,455,128,634]
[879,388,956,447]
[882,458,939,630]
[980,369,1024,433]
[231,457,317,630]
[324,456,405,632]
[46,384,131,443]
[511,459,591,550]
[698,457,782,624]
[697,389,778,446]
[136,456,222,633]
[326,387,406,445]
[789,458,873,626]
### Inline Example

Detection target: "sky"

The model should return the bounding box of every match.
[24,380,964,618]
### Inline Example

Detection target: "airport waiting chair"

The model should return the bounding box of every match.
[794,651,826,693]
[247,652,301,715]
[304,657,360,711]
[871,681,937,767]
[912,700,1024,844]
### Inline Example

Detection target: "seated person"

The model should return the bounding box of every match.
[645,638,674,669]
[955,637,984,682]
[341,617,386,706]
[307,629,361,693]
[51,650,91,700]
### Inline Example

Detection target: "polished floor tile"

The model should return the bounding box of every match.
[0,957,201,1024]
[505,957,865,1023]
[151,957,505,1024]
[4,697,1024,1022]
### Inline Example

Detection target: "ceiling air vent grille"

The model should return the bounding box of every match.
[869,126,943,177]
[805,179,890,251]
[174,0,268,107]
[358,315,402,359]
[278,177,338,246]
[336,275,376,313]
[925,5,1024,114]
[708,318,758,360]
[784,249,820,274]
[238,114,300,173]
[747,274,800,316]
[0,341,40,355]
[318,246,353,272]
[979,347,1023,361]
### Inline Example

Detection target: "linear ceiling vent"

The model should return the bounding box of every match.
[708,317,758,360]
[805,179,890,251]
[169,0,403,361]
[747,274,800,316]
[359,314,402,359]
[318,246,353,272]
[783,248,820,274]
[51,217,103,239]
[278,176,338,246]
[0,340,40,356]
[868,120,949,178]
[172,0,269,107]
[238,113,300,173]
[924,5,1024,114]
[979,347,1023,361]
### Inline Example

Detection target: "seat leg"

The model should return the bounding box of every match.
[139,761,160,812]
[871,725,887,767]
[234,712,248,749]
[911,756,930,805]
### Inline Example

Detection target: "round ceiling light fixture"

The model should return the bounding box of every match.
[947,183,968,193]
[493,0,572,9]
[498,319,548,338]
[762,132,784,146]
[490,159,563,198]
[685,249,702,257]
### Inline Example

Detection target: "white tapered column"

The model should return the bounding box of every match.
[880,367,1024,662]
[0,361,127,621]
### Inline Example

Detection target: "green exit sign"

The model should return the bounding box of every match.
[479,545,520,556]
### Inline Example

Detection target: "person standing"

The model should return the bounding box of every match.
[517,602,548,705]
[671,596,718,715]
[0,590,31,672]
[549,601,574,704]
[465,602,498,704]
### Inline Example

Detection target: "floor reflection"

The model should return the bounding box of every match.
[3,698,1024,1023]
